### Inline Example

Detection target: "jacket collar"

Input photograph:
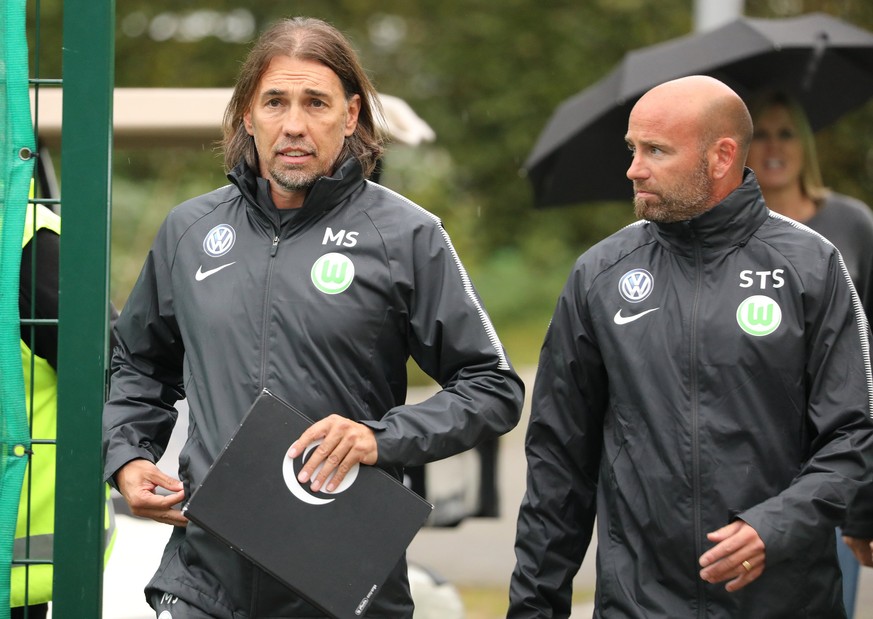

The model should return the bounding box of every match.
[647,169,769,254]
[227,157,365,225]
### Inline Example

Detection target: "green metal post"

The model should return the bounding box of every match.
[54,1,115,616]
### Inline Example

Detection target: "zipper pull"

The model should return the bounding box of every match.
[270,235,279,257]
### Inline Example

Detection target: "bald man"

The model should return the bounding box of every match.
[508,76,873,618]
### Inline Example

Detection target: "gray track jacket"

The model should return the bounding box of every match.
[509,171,873,618]
[103,158,524,618]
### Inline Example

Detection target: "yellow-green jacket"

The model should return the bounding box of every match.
[14,202,116,607]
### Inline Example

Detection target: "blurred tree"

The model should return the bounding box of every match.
[26,0,873,361]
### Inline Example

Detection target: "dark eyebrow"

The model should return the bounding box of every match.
[260,87,332,99]
[627,136,669,152]
[305,88,331,99]
[257,87,285,98]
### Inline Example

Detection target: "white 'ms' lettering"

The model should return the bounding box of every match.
[322,228,358,247]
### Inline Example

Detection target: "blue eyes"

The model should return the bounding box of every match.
[627,146,662,156]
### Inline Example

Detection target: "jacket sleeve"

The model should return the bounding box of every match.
[738,249,873,564]
[508,262,606,618]
[20,229,121,369]
[102,219,185,486]
[842,481,873,539]
[369,219,524,467]
[19,228,60,369]
[842,204,873,539]
[843,222,873,539]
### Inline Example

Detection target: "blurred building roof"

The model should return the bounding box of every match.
[30,87,435,149]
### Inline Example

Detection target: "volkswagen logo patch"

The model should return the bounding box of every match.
[203,224,236,257]
[618,268,653,303]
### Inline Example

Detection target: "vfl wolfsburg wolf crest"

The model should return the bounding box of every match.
[737,295,782,336]
[311,253,355,294]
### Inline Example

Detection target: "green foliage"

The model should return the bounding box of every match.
[28,0,873,363]
[110,147,226,306]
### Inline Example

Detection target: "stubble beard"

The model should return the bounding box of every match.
[267,137,349,193]
[267,141,338,193]
[634,157,714,223]
[268,154,331,193]
[270,166,320,192]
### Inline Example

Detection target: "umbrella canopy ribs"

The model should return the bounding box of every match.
[526,12,873,208]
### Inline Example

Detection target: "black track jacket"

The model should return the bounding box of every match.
[509,171,873,619]
[103,158,524,618]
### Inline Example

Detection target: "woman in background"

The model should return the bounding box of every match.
[747,90,873,618]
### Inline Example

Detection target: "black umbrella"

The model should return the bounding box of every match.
[525,12,873,208]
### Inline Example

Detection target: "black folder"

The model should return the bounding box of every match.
[183,389,433,618]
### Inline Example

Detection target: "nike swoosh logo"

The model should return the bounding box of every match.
[613,307,660,325]
[195,262,236,281]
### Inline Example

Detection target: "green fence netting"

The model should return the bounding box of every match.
[0,0,37,613]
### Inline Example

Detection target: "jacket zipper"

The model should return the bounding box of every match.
[258,234,280,389]
[250,232,279,612]
[690,233,706,618]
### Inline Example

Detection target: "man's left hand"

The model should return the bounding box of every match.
[287,414,378,493]
[842,535,873,567]
[699,520,766,592]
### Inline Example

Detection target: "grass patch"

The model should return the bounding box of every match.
[457,586,595,618]
[457,586,508,619]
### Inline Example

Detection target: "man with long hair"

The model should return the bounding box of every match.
[104,17,523,618]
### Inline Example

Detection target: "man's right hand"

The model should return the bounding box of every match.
[115,458,188,526]
[843,535,873,567]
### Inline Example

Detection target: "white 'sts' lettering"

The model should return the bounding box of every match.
[322,227,358,248]
[739,269,785,289]
[771,269,785,288]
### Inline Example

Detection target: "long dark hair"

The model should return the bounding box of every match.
[222,17,385,177]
